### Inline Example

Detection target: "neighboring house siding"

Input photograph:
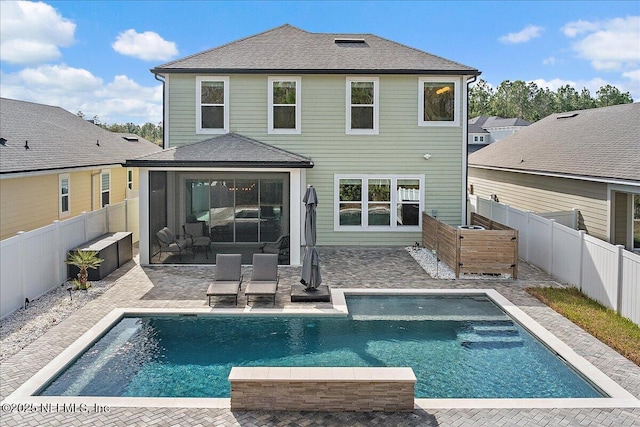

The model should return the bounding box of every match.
[468,168,609,241]
[0,167,135,240]
[166,74,465,245]
[613,192,630,246]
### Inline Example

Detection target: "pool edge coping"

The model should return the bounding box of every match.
[2,288,639,410]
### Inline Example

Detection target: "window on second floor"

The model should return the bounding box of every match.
[101,170,110,208]
[419,77,459,126]
[346,77,379,135]
[196,76,229,134]
[127,168,133,190]
[59,174,70,217]
[268,77,301,134]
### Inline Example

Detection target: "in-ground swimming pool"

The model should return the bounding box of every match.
[39,294,604,399]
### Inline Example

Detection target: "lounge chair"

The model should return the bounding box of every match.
[245,253,279,306]
[207,254,243,306]
[156,227,191,261]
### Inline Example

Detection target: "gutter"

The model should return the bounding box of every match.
[154,73,167,149]
[463,75,478,224]
[149,68,481,76]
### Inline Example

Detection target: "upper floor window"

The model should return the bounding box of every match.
[268,77,301,134]
[419,77,459,127]
[346,77,379,134]
[473,135,485,143]
[59,174,70,217]
[101,170,110,208]
[196,76,229,134]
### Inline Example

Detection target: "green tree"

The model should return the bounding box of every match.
[469,79,493,118]
[596,85,633,107]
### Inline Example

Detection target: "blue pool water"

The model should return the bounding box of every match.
[39,295,604,399]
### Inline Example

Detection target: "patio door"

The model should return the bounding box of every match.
[184,174,288,244]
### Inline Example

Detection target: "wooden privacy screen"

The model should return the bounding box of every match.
[421,213,518,278]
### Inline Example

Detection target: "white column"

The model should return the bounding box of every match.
[289,169,303,266]
[139,168,150,265]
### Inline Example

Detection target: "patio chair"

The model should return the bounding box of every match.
[183,222,211,259]
[207,254,243,306]
[245,253,279,306]
[259,234,289,264]
[156,227,191,261]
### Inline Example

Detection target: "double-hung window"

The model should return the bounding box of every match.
[196,76,229,134]
[335,175,423,230]
[101,170,110,208]
[346,77,378,134]
[419,77,459,126]
[59,174,70,217]
[268,77,301,134]
[127,168,133,190]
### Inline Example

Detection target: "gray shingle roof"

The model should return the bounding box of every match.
[468,103,640,183]
[469,116,531,129]
[0,98,162,175]
[125,133,313,169]
[152,24,479,75]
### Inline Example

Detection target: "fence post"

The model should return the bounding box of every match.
[572,208,578,229]
[105,204,111,233]
[16,231,27,308]
[615,245,624,315]
[82,211,88,243]
[53,220,61,284]
[578,230,586,291]
[124,199,129,232]
[549,219,555,274]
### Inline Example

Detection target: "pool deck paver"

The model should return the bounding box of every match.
[1,247,639,426]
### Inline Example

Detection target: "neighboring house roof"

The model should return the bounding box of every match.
[152,24,480,76]
[468,103,640,183]
[468,122,490,134]
[469,116,531,129]
[0,98,162,175]
[125,133,314,169]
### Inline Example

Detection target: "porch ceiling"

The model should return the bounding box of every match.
[125,133,313,169]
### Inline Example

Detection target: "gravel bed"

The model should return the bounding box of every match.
[0,279,114,362]
[405,247,511,280]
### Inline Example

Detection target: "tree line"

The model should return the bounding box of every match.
[469,79,633,123]
[77,111,163,146]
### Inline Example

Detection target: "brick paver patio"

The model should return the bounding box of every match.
[1,247,638,426]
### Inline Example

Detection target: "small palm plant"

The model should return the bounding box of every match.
[66,250,104,290]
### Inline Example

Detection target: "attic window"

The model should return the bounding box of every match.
[334,38,368,47]
[557,113,579,119]
[123,136,139,141]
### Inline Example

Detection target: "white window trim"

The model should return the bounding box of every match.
[59,173,70,217]
[101,169,111,207]
[268,76,301,134]
[346,77,379,135]
[196,76,229,134]
[127,168,133,190]
[334,174,424,231]
[418,77,459,127]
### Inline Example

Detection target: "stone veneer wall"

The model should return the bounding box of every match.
[229,367,416,412]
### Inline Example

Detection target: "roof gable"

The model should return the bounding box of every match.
[125,133,313,168]
[152,24,479,75]
[0,98,162,175]
[468,103,640,183]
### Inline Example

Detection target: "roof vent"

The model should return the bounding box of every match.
[0,138,6,146]
[123,136,139,142]
[557,113,578,119]
[334,38,368,47]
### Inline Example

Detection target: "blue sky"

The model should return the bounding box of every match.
[1,1,638,124]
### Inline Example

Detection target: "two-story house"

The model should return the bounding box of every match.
[126,24,480,265]
[468,116,530,153]
[0,98,161,240]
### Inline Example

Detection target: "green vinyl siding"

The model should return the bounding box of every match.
[166,74,466,245]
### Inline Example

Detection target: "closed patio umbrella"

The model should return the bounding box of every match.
[300,185,321,290]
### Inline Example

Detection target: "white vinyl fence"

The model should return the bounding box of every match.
[469,195,640,325]
[0,198,139,319]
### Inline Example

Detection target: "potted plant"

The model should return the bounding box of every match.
[66,250,104,290]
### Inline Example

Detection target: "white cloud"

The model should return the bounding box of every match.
[0,1,75,64]
[543,56,556,66]
[622,69,640,82]
[112,29,178,61]
[499,25,544,44]
[0,65,162,124]
[562,16,640,71]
